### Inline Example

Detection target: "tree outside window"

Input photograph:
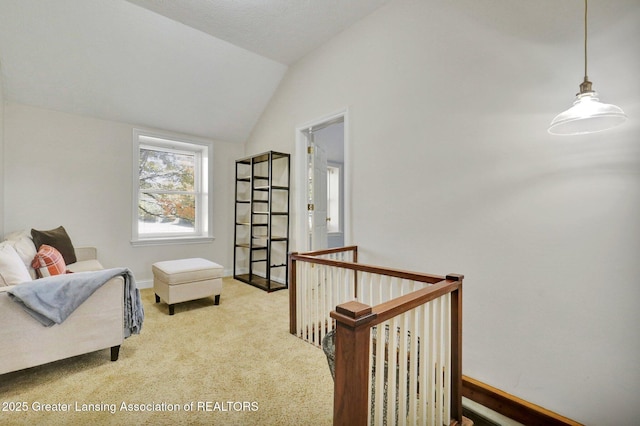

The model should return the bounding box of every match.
[132,130,212,243]
[139,147,196,233]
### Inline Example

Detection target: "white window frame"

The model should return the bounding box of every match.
[131,129,214,246]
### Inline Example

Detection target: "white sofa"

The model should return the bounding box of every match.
[0,232,125,376]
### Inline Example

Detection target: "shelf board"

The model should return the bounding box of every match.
[251,236,287,241]
[235,243,267,249]
[234,274,287,292]
[237,151,289,165]
[236,222,271,228]
[253,185,289,191]
[253,211,287,216]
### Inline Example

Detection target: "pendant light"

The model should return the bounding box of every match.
[548,0,627,135]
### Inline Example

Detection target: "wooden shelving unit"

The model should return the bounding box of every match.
[233,151,290,292]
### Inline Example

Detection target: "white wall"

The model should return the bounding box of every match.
[0,73,4,238]
[246,0,640,424]
[3,102,243,284]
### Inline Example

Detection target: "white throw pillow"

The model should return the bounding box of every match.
[3,230,38,279]
[0,242,33,286]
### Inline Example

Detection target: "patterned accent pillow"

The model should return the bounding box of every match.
[31,245,68,278]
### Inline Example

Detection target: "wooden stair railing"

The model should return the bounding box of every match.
[288,246,358,337]
[330,276,465,426]
[290,247,578,426]
[289,247,467,425]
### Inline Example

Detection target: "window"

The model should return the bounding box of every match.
[327,164,341,234]
[132,130,212,245]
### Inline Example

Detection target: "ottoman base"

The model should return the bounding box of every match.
[154,279,222,315]
[155,293,221,315]
[152,258,223,316]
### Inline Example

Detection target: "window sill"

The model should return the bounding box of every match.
[131,236,215,247]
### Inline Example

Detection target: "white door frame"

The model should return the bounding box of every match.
[294,108,350,253]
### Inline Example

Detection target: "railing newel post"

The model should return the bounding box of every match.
[330,301,376,426]
[447,273,464,424]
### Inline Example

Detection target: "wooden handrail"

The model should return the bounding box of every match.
[299,245,358,258]
[369,278,461,326]
[290,253,445,284]
[462,376,584,426]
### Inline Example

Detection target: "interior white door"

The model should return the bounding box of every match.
[308,136,328,250]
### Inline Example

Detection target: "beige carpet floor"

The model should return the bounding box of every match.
[0,278,334,425]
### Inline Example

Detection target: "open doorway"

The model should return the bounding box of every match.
[295,109,349,252]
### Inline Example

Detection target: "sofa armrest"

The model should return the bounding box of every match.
[0,276,124,375]
[75,247,97,262]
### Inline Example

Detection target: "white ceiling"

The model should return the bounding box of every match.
[0,0,388,142]
[0,0,637,142]
[125,0,389,65]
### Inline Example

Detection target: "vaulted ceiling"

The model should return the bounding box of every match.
[0,0,637,142]
[0,0,388,142]
[124,0,390,65]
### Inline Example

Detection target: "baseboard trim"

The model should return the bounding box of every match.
[462,376,584,426]
[137,279,153,289]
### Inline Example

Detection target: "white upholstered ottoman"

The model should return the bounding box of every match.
[152,258,223,315]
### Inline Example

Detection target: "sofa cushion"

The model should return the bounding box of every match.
[32,245,68,277]
[31,226,77,265]
[0,242,33,286]
[67,259,104,273]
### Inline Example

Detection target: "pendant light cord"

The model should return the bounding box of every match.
[579,0,592,93]
[584,0,588,79]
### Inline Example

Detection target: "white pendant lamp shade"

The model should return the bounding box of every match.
[548,0,627,135]
[549,87,628,135]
